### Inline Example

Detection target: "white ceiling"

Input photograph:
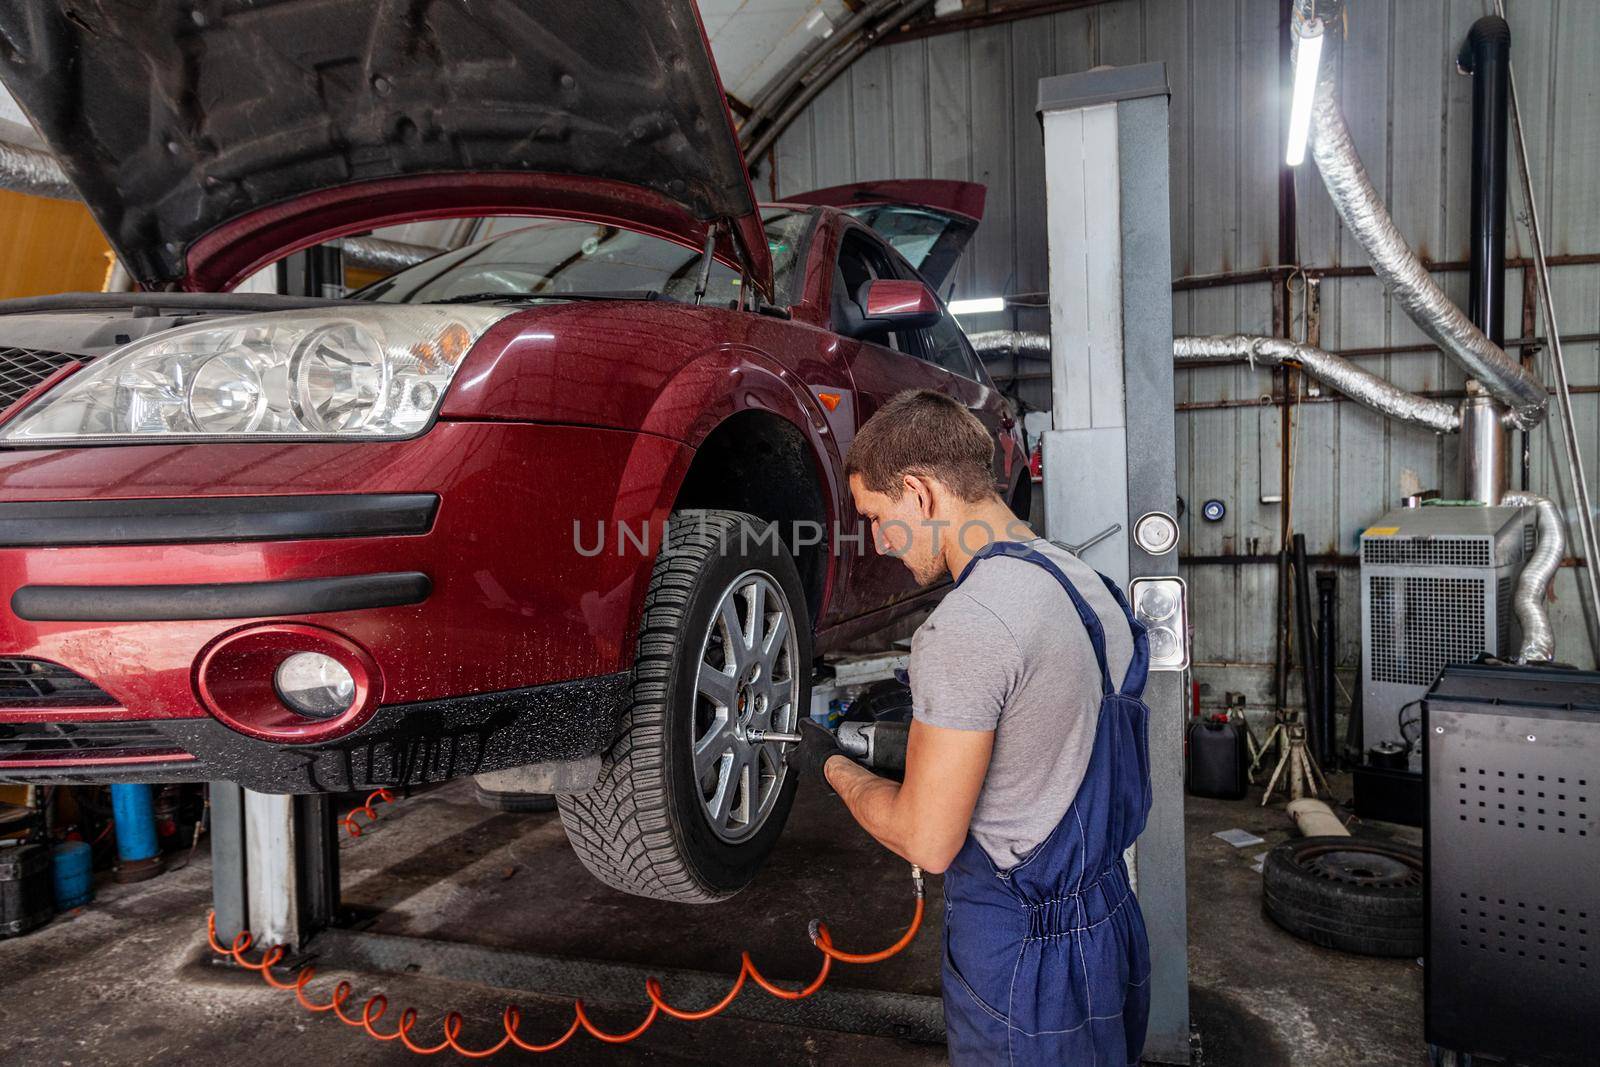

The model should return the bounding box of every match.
[701,0,851,104]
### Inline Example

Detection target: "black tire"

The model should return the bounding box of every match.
[557,510,811,903]
[471,784,557,814]
[1262,835,1423,957]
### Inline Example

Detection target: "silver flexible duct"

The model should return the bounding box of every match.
[1494,0,1600,659]
[330,236,441,274]
[966,329,1051,363]
[1500,492,1563,663]
[1299,7,1547,428]
[0,139,77,200]
[1174,334,1462,434]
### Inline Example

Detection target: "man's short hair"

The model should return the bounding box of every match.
[845,389,995,502]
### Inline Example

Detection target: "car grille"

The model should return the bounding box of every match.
[0,658,117,710]
[0,347,84,412]
[0,720,189,767]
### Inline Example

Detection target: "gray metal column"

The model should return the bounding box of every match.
[242,788,340,949]
[209,784,339,952]
[209,781,249,947]
[1038,62,1189,1064]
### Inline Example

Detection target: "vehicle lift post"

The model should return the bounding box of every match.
[1037,63,1191,1063]
[209,782,339,952]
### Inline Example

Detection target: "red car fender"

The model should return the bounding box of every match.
[637,343,847,621]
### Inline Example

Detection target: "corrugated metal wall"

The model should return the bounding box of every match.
[769,0,1600,695]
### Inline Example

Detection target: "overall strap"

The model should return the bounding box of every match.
[957,541,1116,698]
[1094,572,1151,699]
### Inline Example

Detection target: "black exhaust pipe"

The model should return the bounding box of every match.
[1460,16,1511,348]
[1292,533,1322,761]
[1460,15,1516,485]
[1315,570,1339,769]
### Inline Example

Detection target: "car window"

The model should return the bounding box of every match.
[836,204,978,292]
[919,309,979,379]
[352,209,814,308]
[832,230,912,354]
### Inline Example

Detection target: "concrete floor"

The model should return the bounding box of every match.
[1184,774,1424,1066]
[0,773,1424,1065]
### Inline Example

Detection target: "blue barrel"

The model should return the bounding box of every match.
[110,784,159,863]
[51,841,93,910]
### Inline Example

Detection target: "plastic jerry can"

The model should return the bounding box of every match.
[1186,715,1249,800]
[0,843,54,937]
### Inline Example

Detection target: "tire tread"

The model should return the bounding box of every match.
[557,510,786,903]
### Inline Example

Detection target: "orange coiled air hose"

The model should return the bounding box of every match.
[205,864,925,1056]
[339,789,394,838]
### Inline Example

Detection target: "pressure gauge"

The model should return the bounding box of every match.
[1133,511,1180,556]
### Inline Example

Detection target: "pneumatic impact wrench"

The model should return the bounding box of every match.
[835,719,910,776]
[751,719,909,775]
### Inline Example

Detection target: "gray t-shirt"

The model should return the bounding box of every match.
[909,539,1135,869]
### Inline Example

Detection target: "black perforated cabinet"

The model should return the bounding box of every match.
[1425,663,1600,1066]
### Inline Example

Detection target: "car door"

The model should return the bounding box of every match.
[831,225,1012,619]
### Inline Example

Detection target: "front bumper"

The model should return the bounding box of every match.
[0,420,689,791]
[0,671,631,792]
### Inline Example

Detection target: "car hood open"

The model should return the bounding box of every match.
[0,0,771,294]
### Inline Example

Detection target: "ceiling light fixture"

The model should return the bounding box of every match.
[1285,15,1325,167]
[948,296,1005,316]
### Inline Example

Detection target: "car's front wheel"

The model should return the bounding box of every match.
[558,510,810,902]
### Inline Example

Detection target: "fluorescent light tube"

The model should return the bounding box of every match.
[948,296,1005,316]
[1285,17,1324,167]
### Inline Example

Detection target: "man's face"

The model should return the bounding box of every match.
[848,473,946,587]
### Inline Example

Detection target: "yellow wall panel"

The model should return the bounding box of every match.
[0,190,113,299]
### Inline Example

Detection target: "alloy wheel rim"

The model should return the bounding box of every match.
[692,569,799,844]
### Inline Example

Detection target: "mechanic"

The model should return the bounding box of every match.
[794,388,1153,1066]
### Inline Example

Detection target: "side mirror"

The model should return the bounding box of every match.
[842,279,943,339]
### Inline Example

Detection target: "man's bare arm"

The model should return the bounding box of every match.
[825,719,994,874]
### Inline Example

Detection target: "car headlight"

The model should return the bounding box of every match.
[0,305,512,444]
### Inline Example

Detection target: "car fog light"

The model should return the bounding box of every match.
[1130,576,1190,671]
[275,652,357,718]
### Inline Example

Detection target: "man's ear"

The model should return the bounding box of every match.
[901,473,936,518]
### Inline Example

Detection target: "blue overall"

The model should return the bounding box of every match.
[940,542,1153,1066]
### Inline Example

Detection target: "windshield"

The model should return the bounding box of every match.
[353,209,814,308]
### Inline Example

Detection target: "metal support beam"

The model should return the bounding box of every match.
[208,781,248,948]
[1037,62,1189,1064]
[211,787,338,952]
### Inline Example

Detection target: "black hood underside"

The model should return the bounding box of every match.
[0,0,760,288]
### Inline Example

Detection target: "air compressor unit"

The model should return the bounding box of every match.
[1359,504,1532,766]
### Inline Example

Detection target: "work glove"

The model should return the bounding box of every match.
[791,719,847,793]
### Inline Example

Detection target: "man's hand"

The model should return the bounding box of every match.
[829,719,994,874]
[791,719,847,791]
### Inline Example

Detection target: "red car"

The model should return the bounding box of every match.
[0,2,1024,901]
